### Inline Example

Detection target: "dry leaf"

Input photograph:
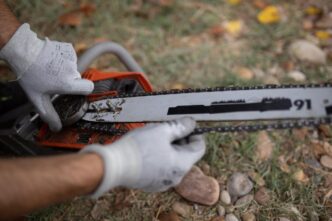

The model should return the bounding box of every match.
[208,25,224,39]
[278,155,290,173]
[304,5,322,16]
[255,131,273,161]
[171,83,186,90]
[248,171,265,186]
[293,169,309,183]
[253,0,268,9]
[223,20,243,36]
[311,140,326,158]
[158,211,181,221]
[80,3,96,16]
[226,0,241,5]
[323,188,332,204]
[315,31,331,41]
[74,42,88,54]
[58,10,82,27]
[319,125,332,137]
[235,67,254,80]
[257,6,281,24]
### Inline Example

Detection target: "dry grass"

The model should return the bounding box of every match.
[3,0,332,220]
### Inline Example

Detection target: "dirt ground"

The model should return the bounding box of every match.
[2,0,332,220]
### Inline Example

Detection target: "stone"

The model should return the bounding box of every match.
[200,162,211,175]
[255,131,274,161]
[263,75,280,84]
[175,166,220,206]
[289,40,326,65]
[158,211,181,221]
[225,213,239,221]
[288,71,306,82]
[235,194,254,207]
[216,205,226,216]
[278,217,291,221]
[172,202,191,218]
[227,172,253,197]
[254,187,271,205]
[220,190,231,205]
[241,212,256,221]
[320,155,332,169]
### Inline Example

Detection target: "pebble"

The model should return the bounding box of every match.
[320,155,332,169]
[220,190,231,205]
[216,205,226,217]
[288,70,306,82]
[241,212,256,221]
[236,67,254,80]
[227,172,253,197]
[225,213,239,221]
[175,166,220,206]
[235,194,254,207]
[254,187,271,205]
[172,202,191,217]
[289,40,326,65]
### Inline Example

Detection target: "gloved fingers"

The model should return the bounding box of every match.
[29,92,62,132]
[162,117,196,141]
[60,78,94,95]
[175,135,206,165]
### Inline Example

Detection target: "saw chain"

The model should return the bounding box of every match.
[75,83,332,135]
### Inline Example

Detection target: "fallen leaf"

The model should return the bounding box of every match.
[311,140,326,158]
[248,171,265,186]
[158,211,181,221]
[171,83,186,90]
[315,31,331,41]
[304,5,322,16]
[74,42,88,54]
[257,5,281,24]
[208,25,224,39]
[319,125,332,137]
[293,169,309,183]
[235,67,254,80]
[226,0,241,5]
[278,155,290,173]
[223,20,243,36]
[255,131,274,161]
[253,0,268,9]
[80,3,96,16]
[58,10,82,27]
[302,19,314,30]
[323,189,332,204]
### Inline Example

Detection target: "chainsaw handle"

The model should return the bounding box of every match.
[77,41,145,75]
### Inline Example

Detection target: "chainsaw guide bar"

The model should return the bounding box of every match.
[78,83,332,135]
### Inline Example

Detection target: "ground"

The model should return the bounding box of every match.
[3,0,332,220]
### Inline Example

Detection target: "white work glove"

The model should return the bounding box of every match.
[81,118,206,199]
[0,23,94,131]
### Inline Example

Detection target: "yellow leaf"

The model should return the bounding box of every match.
[315,31,331,40]
[226,0,241,5]
[305,5,321,16]
[224,20,243,35]
[257,5,281,24]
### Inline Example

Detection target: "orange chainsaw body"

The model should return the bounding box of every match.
[36,69,153,150]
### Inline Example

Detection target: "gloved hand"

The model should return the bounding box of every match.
[81,118,206,199]
[0,23,94,131]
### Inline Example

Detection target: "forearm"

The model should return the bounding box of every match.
[0,0,20,49]
[0,153,103,220]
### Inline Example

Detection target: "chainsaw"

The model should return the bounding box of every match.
[0,42,331,155]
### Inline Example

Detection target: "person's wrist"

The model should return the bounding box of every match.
[0,22,20,49]
[0,23,44,78]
